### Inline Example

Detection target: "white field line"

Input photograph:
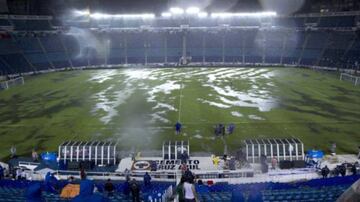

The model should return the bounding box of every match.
[178,83,183,122]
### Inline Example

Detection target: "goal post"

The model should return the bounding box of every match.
[340,73,359,86]
[0,77,25,90]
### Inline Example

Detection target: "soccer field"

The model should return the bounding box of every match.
[0,67,359,160]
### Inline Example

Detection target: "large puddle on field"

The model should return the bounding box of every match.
[89,68,279,124]
[91,85,134,124]
[199,68,278,112]
[90,69,181,124]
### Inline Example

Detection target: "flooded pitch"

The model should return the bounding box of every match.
[0,67,359,159]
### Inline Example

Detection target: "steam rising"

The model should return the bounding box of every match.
[260,0,305,15]
[66,27,108,59]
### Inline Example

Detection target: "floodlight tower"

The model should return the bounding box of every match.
[144,42,151,66]
[164,34,168,63]
[105,39,110,66]
[182,31,187,65]
[123,36,128,65]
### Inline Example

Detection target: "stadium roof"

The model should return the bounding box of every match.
[3,0,360,16]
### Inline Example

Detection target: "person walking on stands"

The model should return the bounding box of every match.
[183,177,199,202]
[104,178,115,197]
[339,165,346,176]
[130,179,140,202]
[175,176,186,202]
[143,172,151,188]
[321,166,330,178]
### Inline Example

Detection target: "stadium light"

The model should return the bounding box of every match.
[73,9,90,16]
[115,14,155,19]
[198,12,208,18]
[161,12,172,17]
[170,7,184,15]
[211,12,277,18]
[90,13,155,19]
[90,13,111,19]
[186,7,200,14]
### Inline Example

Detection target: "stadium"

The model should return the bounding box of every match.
[0,0,359,201]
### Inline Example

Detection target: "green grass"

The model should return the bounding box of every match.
[0,67,359,160]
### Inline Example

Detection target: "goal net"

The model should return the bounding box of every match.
[340,73,360,86]
[0,77,25,90]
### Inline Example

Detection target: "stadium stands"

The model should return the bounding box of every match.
[0,179,173,202]
[0,13,359,75]
[196,175,360,202]
[1,175,357,201]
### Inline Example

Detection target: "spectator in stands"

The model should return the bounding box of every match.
[150,161,157,171]
[321,166,330,178]
[32,149,39,162]
[339,164,346,176]
[104,179,115,197]
[80,168,86,180]
[333,166,340,177]
[123,180,131,198]
[175,176,186,202]
[124,168,131,181]
[351,163,358,175]
[181,151,189,164]
[0,164,4,180]
[44,172,59,193]
[25,182,43,202]
[130,179,140,202]
[184,168,195,183]
[68,176,75,184]
[16,168,22,180]
[183,177,199,202]
[20,169,27,180]
[181,163,187,174]
[271,157,277,169]
[72,177,108,202]
[143,172,151,188]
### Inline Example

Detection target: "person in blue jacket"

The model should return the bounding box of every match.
[44,172,56,193]
[72,178,109,202]
[123,180,131,198]
[25,183,43,202]
[175,122,182,135]
[143,172,151,188]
